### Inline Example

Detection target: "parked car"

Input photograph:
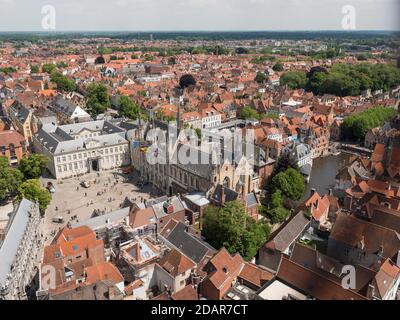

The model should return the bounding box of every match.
[81,181,91,188]
[52,217,64,223]
[47,182,56,193]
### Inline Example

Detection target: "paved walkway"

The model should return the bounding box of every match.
[40,169,159,244]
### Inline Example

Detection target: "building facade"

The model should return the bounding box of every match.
[0,199,42,300]
[33,120,130,179]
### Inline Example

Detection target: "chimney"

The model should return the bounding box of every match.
[367,284,375,300]
[311,188,316,196]
[328,189,333,196]
[221,185,225,207]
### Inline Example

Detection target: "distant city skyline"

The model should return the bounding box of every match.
[0,0,399,32]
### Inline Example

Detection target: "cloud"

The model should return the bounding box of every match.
[0,0,398,31]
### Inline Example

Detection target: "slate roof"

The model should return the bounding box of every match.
[161,220,216,264]
[265,211,310,252]
[210,184,238,204]
[0,199,37,284]
[51,96,89,118]
[35,120,128,155]
[10,100,31,123]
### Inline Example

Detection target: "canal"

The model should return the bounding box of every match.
[303,153,351,200]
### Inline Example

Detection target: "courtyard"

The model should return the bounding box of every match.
[40,168,159,244]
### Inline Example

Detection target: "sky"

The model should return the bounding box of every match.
[0,0,399,32]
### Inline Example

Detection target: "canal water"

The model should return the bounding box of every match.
[302,153,351,201]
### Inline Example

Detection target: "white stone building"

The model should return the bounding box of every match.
[33,120,130,179]
[0,199,42,300]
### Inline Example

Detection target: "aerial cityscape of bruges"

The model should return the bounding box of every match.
[0,0,400,310]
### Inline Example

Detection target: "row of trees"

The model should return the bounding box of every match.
[341,106,397,140]
[0,154,51,212]
[202,201,270,261]
[280,63,400,96]
[0,67,16,74]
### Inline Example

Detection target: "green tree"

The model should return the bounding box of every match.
[306,63,400,97]
[57,61,68,68]
[272,62,284,72]
[272,152,299,176]
[30,65,39,73]
[168,57,176,65]
[18,154,48,180]
[270,189,284,208]
[50,71,76,92]
[271,168,305,201]
[202,201,270,261]
[17,179,51,213]
[260,189,291,224]
[266,206,291,224]
[0,156,24,200]
[86,82,110,116]
[42,63,56,74]
[255,72,267,84]
[240,106,261,120]
[235,47,249,54]
[118,95,139,120]
[98,47,113,55]
[341,106,396,140]
[280,71,307,89]
[0,67,16,74]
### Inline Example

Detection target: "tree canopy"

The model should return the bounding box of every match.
[307,63,400,96]
[0,156,23,200]
[118,95,139,120]
[202,201,270,261]
[272,152,299,176]
[18,154,48,180]
[272,62,284,72]
[0,67,16,74]
[17,179,51,213]
[271,167,306,201]
[279,63,400,97]
[42,63,56,74]
[50,71,76,92]
[255,72,267,84]
[179,74,196,89]
[240,106,261,120]
[341,106,397,141]
[280,71,307,89]
[86,82,110,116]
[30,65,39,73]
[235,47,250,54]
